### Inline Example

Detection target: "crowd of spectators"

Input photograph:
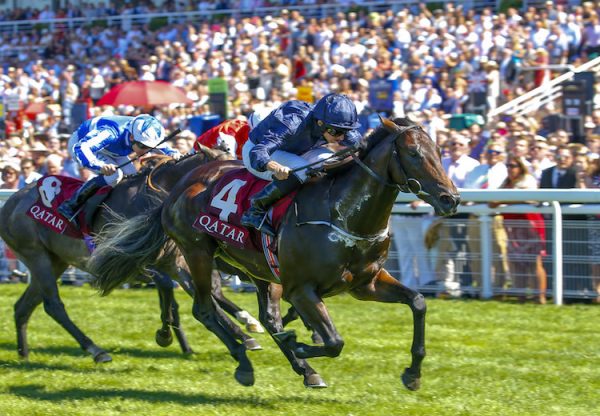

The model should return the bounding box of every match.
[0,1,599,292]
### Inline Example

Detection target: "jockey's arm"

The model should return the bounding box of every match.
[73,128,117,171]
[248,123,291,173]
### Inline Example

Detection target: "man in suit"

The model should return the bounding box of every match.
[539,145,588,297]
[540,145,576,188]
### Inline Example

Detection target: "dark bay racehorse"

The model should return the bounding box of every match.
[89,118,459,388]
[0,149,260,363]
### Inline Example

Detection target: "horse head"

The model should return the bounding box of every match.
[377,117,460,216]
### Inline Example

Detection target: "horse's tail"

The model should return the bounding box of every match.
[88,206,175,296]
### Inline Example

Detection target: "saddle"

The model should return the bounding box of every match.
[27,175,111,240]
[193,169,296,280]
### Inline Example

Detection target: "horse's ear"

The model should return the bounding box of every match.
[381,117,400,132]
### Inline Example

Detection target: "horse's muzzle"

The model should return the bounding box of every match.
[437,192,460,216]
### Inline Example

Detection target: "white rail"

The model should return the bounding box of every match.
[2,188,599,304]
[394,189,600,305]
[488,55,600,119]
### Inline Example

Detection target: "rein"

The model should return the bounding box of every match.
[351,124,431,197]
[145,157,173,193]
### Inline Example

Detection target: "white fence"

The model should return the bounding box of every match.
[1,189,599,304]
[391,189,600,305]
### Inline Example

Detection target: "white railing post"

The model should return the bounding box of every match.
[479,213,493,299]
[552,201,563,306]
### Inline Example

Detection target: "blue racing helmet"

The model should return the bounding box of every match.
[130,114,165,148]
[312,93,361,130]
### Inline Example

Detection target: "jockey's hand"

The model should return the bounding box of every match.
[171,150,182,160]
[100,164,118,175]
[266,160,290,180]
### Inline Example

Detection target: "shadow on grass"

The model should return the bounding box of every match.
[0,359,80,372]
[7,384,342,407]
[0,342,194,360]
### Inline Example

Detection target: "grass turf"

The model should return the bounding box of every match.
[0,284,598,415]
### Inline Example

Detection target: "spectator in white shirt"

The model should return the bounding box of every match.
[442,134,480,188]
[464,143,511,291]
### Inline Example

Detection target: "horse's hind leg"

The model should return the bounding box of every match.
[253,280,326,388]
[14,284,43,360]
[212,262,264,334]
[182,244,254,386]
[211,270,264,341]
[152,270,193,354]
[175,266,261,350]
[350,268,425,391]
[24,256,112,363]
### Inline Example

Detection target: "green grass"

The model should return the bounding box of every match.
[0,285,598,415]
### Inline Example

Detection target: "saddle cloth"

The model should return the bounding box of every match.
[193,169,296,279]
[26,175,110,240]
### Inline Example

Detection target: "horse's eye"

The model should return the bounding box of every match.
[409,150,419,158]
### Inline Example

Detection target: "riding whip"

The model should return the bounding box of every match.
[117,127,182,169]
[290,144,360,174]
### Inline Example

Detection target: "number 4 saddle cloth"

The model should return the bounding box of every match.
[193,169,297,280]
[26,175,110,245]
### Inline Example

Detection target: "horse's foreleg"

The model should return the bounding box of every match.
[350,268,425,391]
[183,245,254,387]
[253,280,326,388]
[152,270,193,354]
[14,284,43,360]
[281,306,322,344]
[282,288,344,360]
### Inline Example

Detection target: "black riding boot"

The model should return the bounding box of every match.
[241,175,302,237]
[57,176,106,222]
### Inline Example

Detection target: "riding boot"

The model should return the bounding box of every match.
[241,174,302,237]
[57,176,106,222]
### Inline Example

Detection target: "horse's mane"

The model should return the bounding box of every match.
[360,117,416,155]
[120,150,212,183]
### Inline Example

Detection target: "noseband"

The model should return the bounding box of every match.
[350,124,431,197]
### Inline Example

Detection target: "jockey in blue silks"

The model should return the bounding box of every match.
[57,114,180,221]
[241,93,362,236]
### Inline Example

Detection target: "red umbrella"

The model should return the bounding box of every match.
[96,80,193,107]
[24,101,47,120]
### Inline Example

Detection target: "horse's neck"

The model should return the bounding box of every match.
[149,153,206,190]
[331,146,398,236]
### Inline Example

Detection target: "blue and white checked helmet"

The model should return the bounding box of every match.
[130,115,165,148]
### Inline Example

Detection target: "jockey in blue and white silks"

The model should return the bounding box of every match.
[58,114,180,222]
[241,93,362,236]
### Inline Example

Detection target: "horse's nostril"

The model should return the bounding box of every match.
[440,193,459,210]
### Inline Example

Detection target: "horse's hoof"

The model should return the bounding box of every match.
[234,369,255,386]
[304,373,327,388]
[87,345,112,363]
[401,368,421,391]
[244,338,263,351]
[246,321,265,334]
[94,351,113,364]
[182,348,194,355]
[155,329,173,347]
